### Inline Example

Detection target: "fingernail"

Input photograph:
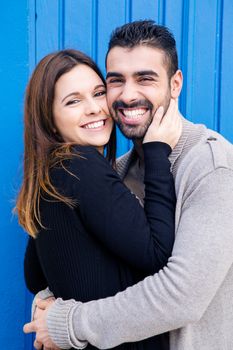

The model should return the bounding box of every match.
[157,106,164,114]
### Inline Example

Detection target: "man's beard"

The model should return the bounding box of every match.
[110,93,171,140]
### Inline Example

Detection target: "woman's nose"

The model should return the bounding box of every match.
[84,98,101,115]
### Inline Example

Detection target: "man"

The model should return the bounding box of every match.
[24,20,233,350]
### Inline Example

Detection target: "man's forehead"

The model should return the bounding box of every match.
[106,46,166,75]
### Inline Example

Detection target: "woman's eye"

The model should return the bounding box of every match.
[94,90,106,97]
[66,99,81,106]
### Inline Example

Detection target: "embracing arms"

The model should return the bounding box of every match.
[24,101,181,294]
[45,150,233,349]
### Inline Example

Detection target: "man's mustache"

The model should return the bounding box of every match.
[112,99,153,111]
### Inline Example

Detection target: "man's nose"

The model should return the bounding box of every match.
[84,98,101,115]
[119,82,139,104]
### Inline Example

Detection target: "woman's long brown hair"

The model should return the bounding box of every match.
[15,49,116,237]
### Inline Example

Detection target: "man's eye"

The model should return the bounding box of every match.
[94,90,106,97]
[139,77,153,82]
[107,79,123,84]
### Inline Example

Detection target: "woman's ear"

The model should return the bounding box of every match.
[170,70,183,99]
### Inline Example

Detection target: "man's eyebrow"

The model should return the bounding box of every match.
[134,70,159,78]
[106,72,123,79]
[106,70,159,80]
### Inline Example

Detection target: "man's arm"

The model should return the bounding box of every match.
[44,166,233,349]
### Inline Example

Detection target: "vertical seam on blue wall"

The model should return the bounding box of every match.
[25,2,37,345]
[163,0,166,25]
[59,0,65,49]
[190,0,196,120]
[92,0,98,62]
[125,0,132,23]
[28,0,37,72]
[125,0,132,150]
[158,0,165,25]
[35,0,37,64]
[214,0,223,132]
[25,0,36,326]
[180,0,190,117]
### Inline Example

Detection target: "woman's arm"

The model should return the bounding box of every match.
[63,141,176,274]
[24,236,48,294]
[24,141,176,317]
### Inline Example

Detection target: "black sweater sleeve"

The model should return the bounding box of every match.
[24,236,48,294]
[61,142,176,273]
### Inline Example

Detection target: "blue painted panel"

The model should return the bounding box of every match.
[2,1,233,349]
[219,0,233,142]
[0,1,30,349]
[31,0,233,149]
[185,0,220,128]
[97,0,134,155]
[131,0,160,21]
[163,0,184,112]
[96,0,127,70]
[36,1,60,61]
[64,0,94,56]
[164,0,183,57]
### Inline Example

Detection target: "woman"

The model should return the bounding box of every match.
[16,49,181,349]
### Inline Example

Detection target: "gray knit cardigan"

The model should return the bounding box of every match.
[44,118,233,350]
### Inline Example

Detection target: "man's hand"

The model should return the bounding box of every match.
[24,298,60,350]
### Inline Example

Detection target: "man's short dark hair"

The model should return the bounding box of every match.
[106,20,178,79]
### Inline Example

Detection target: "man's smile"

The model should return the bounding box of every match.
[116,107,150,125]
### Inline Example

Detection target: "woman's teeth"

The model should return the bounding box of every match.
[83,120,105,129]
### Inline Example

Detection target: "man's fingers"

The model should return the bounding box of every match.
[33,339,43,350]
[152,106,164,126]
[165,98,176,121]
[23,321,37,334]
[36,298,52,309]
[161,98,178,127]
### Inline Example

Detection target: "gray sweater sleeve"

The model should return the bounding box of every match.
[47,165,233,349]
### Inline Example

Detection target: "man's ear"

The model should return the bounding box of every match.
[170,70,183,99]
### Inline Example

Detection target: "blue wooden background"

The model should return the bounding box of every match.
[0,1,232,349]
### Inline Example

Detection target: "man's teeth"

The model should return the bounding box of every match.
[122,109,146,119]
[84,120,104,129]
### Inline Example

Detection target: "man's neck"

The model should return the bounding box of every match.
[133,139,144,168]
